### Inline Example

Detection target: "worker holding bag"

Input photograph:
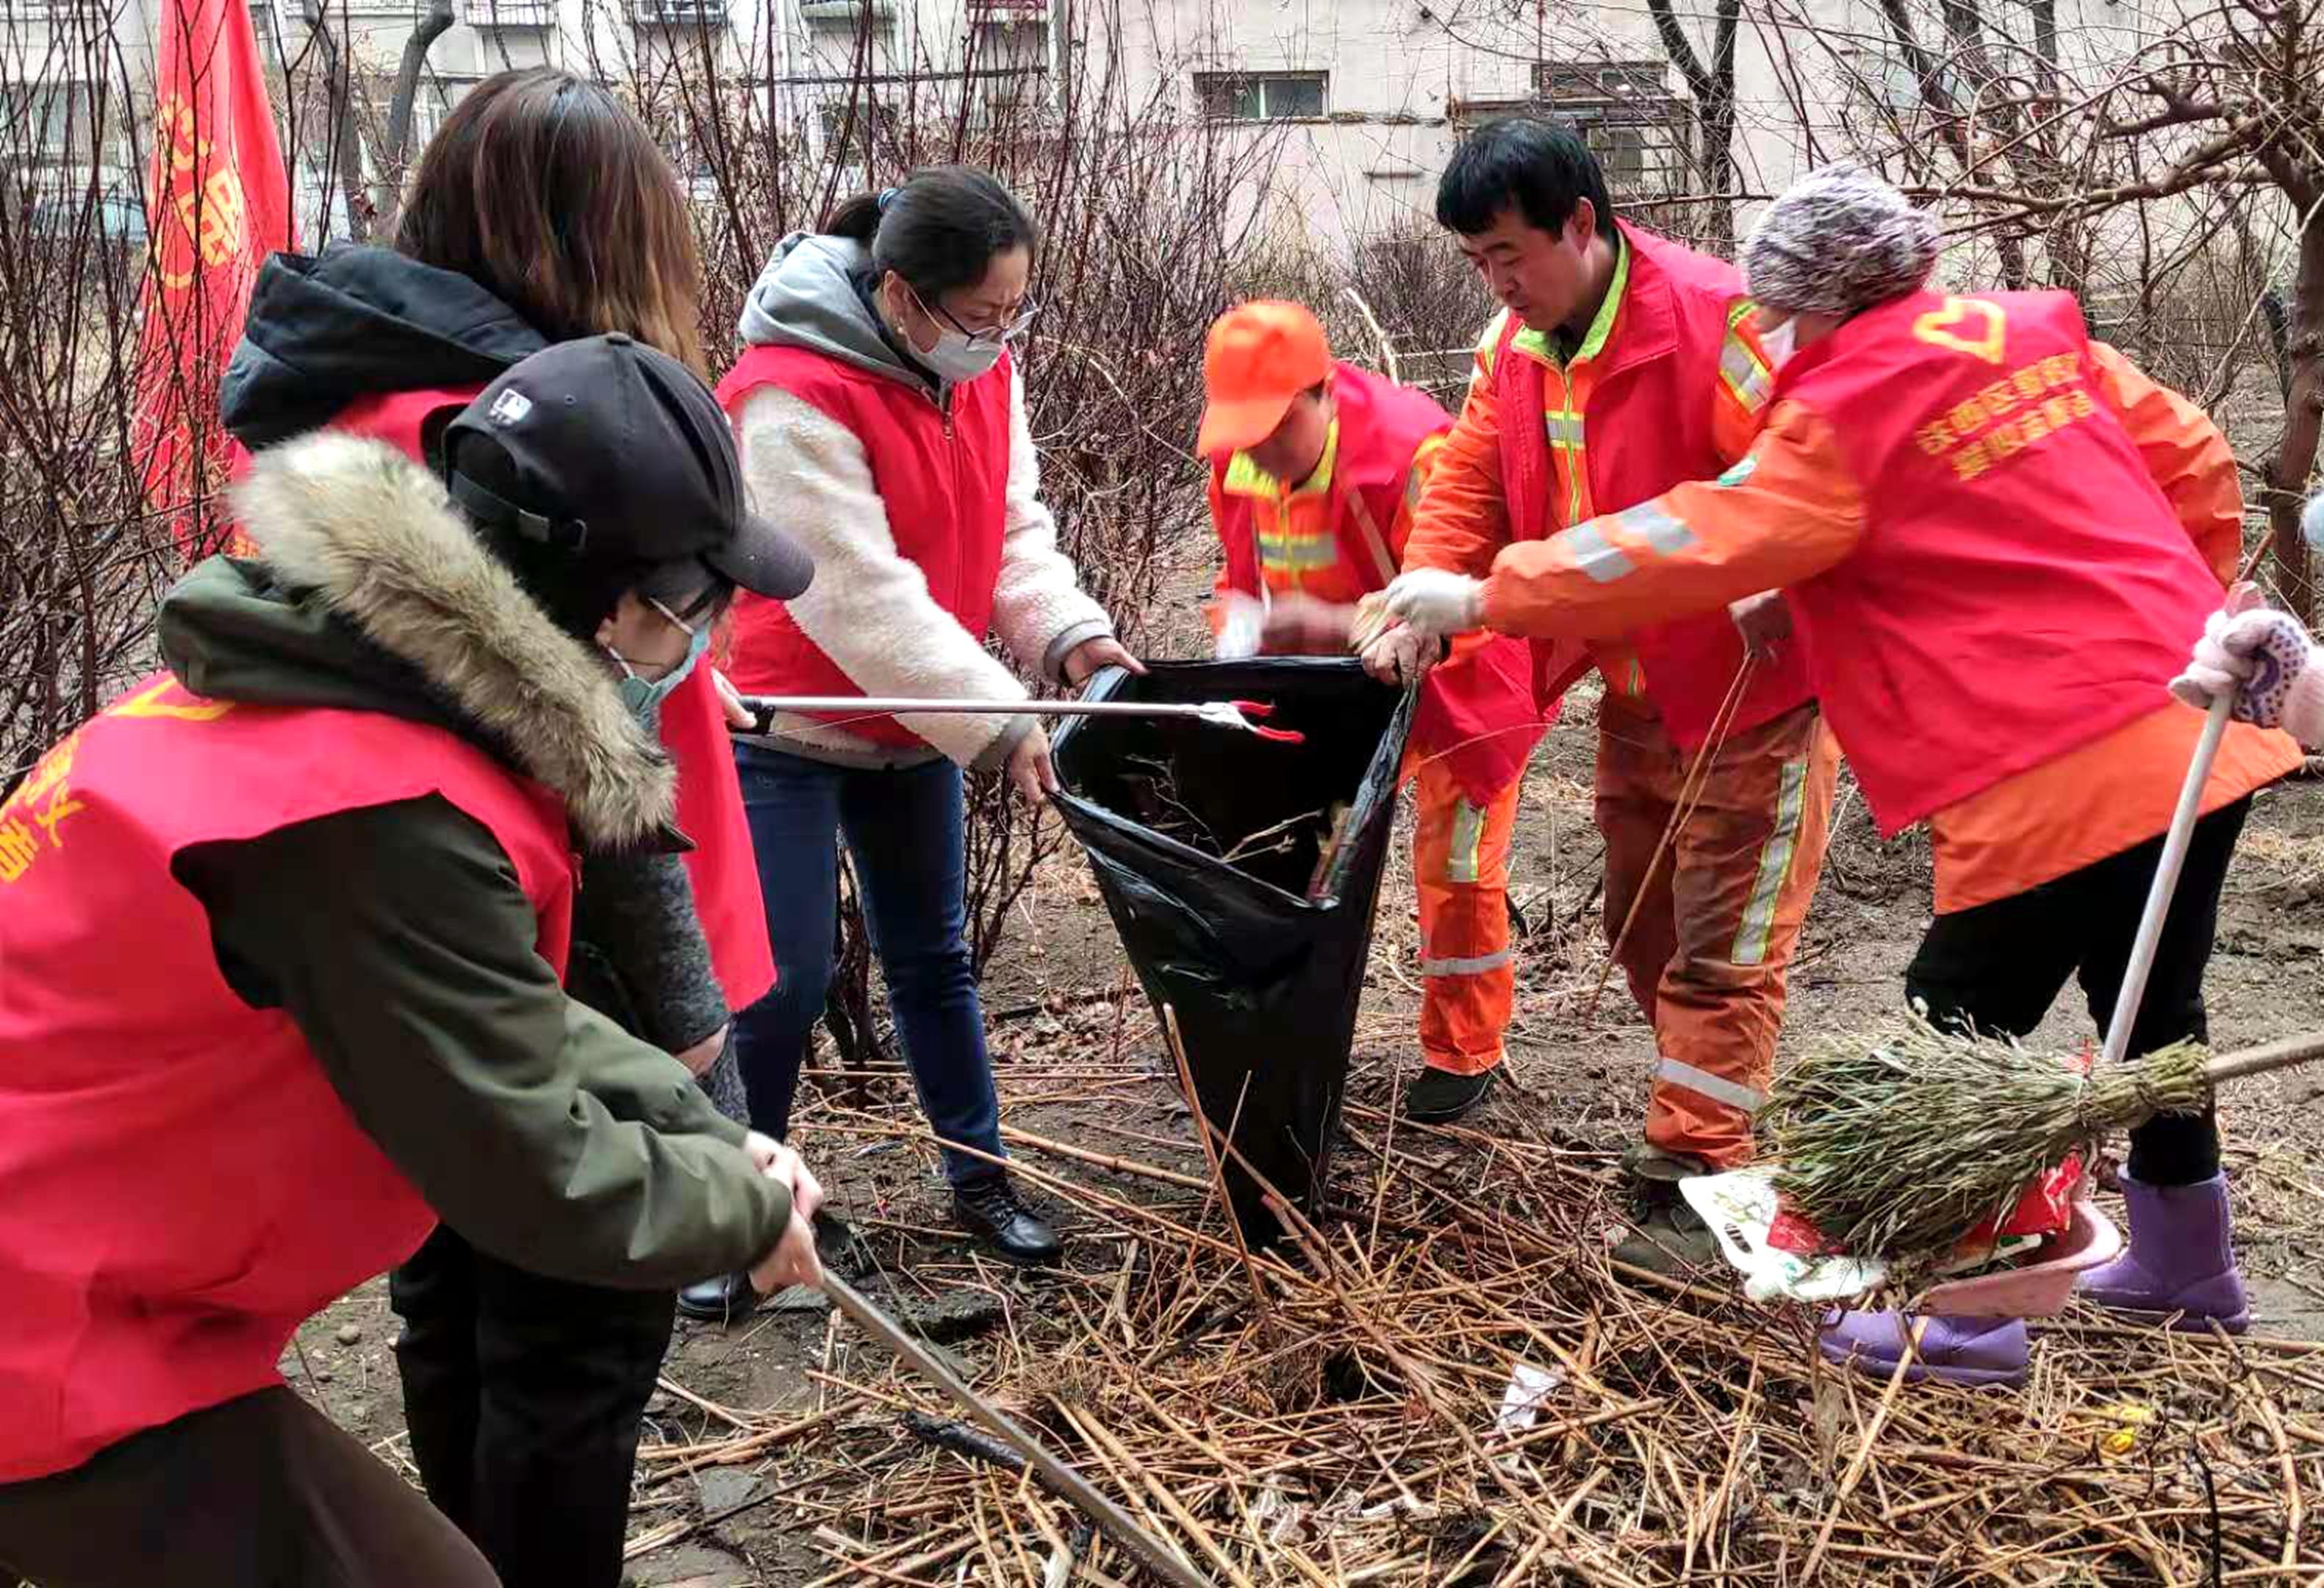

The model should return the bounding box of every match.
[1196,300,1548,1123]
[1379,163,2303,1387]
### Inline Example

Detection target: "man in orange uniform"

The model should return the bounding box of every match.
[1362,119,1840,1270]
[1199,302,1548,1123]
[1382,163,2301,1387]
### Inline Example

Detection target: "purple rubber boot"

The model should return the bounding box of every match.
[2078,1172,2251,1333]
[1817,1309,2028,1388]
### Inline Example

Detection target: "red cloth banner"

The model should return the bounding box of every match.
[135,0,292,557]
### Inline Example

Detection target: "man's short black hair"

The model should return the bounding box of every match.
[1436,118,1618,240]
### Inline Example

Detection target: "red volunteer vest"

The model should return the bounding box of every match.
[1210,364,1549,806]
[1496,224,1815,747]
[657,665,776,1006]
[1776,289,2223,834]
[266,387,778,1008]
[716,343,1014,748]
[0,677,578,1480]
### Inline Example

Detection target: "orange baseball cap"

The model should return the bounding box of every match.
[1197,301,1334,458]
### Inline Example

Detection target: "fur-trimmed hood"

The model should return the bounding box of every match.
[163,432,676,851]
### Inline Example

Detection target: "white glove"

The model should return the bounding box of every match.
[2172,606,2324,744]
[1213,593,1263,661]
[1381,569,1485,640]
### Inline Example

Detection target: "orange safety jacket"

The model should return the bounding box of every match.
[1208,362,1546,805]
[1475,290,2277,834]
[1406,222,1812,747]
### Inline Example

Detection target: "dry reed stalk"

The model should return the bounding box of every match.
[633,1036,2324,1587]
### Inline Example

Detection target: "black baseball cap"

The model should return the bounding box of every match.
[439,333,812,637]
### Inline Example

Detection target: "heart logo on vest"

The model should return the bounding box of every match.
[1910,297,2009,366]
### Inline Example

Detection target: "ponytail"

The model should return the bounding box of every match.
[825,188,884,246]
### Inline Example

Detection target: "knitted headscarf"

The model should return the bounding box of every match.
[1742,162,1940,318]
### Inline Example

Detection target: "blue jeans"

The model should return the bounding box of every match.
[731,744,1003,1187]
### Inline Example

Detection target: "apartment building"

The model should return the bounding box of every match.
[0,0,2180,256]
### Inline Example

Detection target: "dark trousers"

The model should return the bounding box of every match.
[1905,800,2249,1187]
[730,743,1003,1187]
[0,1387,499,1587]
[389,1226,675,1588]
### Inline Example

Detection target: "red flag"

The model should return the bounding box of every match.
[135,0,292,559]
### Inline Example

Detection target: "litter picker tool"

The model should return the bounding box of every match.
[816,1265,1219,1588]
[737,693,1303,743]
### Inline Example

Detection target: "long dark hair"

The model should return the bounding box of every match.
[826,165,1038,299]
[394,68,707,373]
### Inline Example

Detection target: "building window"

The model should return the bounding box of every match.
[630,0,727,25]
[967,17,1046,72]
[817,98,896,167]
[803,0,895,66]
[1193,71,1325,123]
[1532,60,1692,196]
[467,0,556,27]
[407,75,484,151]
[1836,45,1953,122]
[965,12,1046,121]
[0,82,119,172]
[248,2,281,67]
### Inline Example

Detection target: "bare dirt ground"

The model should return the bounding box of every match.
[279,662,2324,1586]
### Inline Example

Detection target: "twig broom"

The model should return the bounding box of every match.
[1759,1020,2324,1263]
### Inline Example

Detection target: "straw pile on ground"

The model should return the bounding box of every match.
[627,1066,2324,1587]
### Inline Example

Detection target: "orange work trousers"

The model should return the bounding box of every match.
[1410,754,1524,1077]
[1597,697,1838,1169]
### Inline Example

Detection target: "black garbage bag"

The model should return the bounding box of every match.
[1050,658,1417,1247]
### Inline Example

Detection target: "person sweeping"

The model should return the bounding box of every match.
[1378,162,2304,1387]
[1196,301,1547,1123]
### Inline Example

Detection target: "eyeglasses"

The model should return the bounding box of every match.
[912,282,1041,347]
[645,595,700,639]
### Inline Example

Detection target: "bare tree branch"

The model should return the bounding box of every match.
[298,0,374,240]
[383,0,458,180]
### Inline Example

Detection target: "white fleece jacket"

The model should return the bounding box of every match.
[734,364,1113,771]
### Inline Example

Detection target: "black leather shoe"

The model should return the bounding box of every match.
[1404,1066,1496,1123]
[675,1269,758,1323]
[952,1176,1063,1267]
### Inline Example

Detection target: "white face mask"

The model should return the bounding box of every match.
[1760,315,1800,371]
[917,323,1006,385]
[892,279,1010,385]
